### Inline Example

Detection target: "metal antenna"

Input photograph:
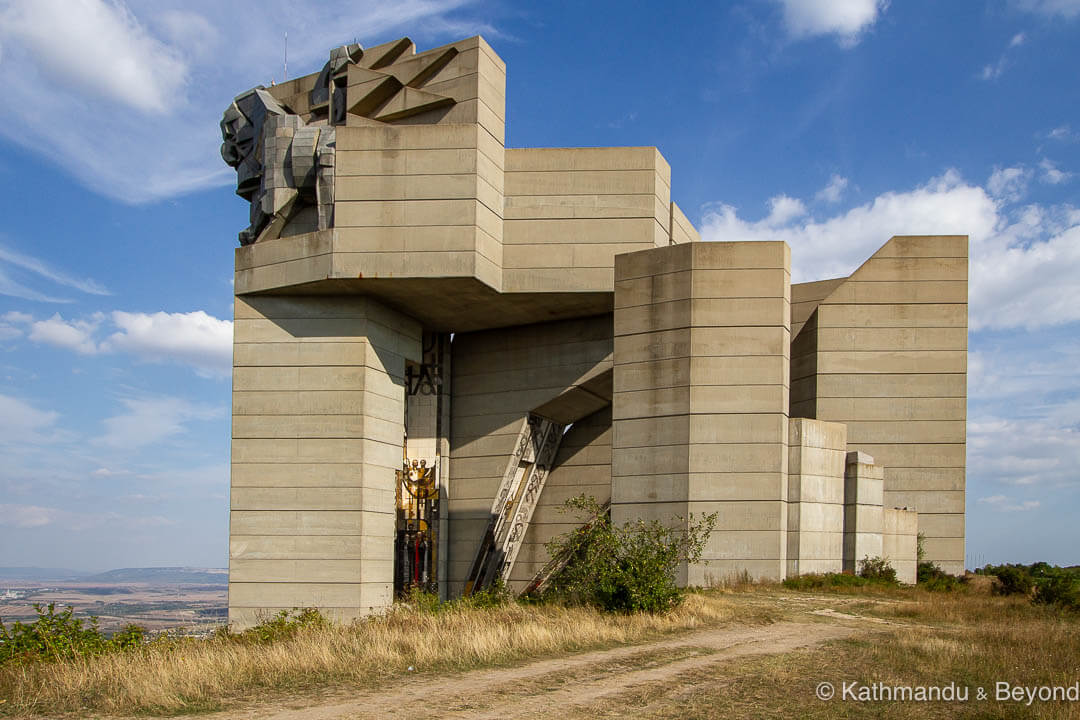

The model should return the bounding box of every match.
[284,31,288,81]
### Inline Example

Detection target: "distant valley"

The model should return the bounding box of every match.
[0,566,227,634]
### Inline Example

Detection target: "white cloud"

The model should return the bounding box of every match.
[2,311,33,324]
[28,313,104,355]
[699,169,1080,331]
[0,504,61,528]
[0,0,188,115]
[20,309,232,376]
[92,467,130,478]
[0,242,110,303]
[967,334,1080,491]
[0,244,110,296]
[702,169,994,280]
[774,0,886,45]
[0,503,175,530]
[104,310,233,377]
[99,395,223,449]
[987,165,1031,202]
[763,195,807,226]
[815,174,849,204]
[0,394,64,446]
[1047,125,1076,141]
[0,314,26,341]
[1039,157,1073,184]
[0,0,489,204]
[980,58,1008,81]
[1013,0,1080,18]
[979,31,1029,81]
[977,495,1041,512]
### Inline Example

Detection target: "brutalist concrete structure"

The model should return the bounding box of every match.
[223,36,966,626]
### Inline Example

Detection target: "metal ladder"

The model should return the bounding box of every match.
[463,414,564,596]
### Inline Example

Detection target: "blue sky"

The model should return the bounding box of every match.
[0,0,1077,571]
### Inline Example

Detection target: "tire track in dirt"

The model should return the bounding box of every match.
[200,619,863,720]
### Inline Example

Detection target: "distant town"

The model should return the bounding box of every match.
[0,567,227,636]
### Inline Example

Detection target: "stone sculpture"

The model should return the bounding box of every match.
[220,39,460,246]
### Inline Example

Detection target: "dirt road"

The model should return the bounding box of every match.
[199,616,866,720]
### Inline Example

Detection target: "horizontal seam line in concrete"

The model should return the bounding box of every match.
[505,191,659,200]
[335,170,498,179]
[617,327,793,336]
[815,302,968,307]
[233,387,403,398]
[231,510,394,515]
[503,213,658,222]
[615,268,792,282]
[615,298,791,310]
[233,396,402,405]
[333,222,485,229]
[230,462,377,466]
[233,437,404,441]
[614,357,790,366]
[235,251,333,272]
[504,168,659,175]
[823,279,966,285]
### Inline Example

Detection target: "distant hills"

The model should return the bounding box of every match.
[0,567,227,584]
[84,568,228,584]
[0,567,92,581]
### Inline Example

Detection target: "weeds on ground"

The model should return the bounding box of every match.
[782,557,901,593]
[783,572,895,592]
[917,562,965,592]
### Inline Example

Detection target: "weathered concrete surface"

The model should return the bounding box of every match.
[612,242,791,584]
[787,419,846,577]
[790,236,968,575]
[229,295,421,626]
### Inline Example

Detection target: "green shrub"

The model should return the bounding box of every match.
[976,563,1080,608]
[917,562,963,592]
[988,566,1034,596]
[242,607,328,644]
[783,572,879,590]
[0,603,146,665]
[542,494,716,613]
[1032,569,1080,610]
[460,579,513,609]
[858,556,898,584]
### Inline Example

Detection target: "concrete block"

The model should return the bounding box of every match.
[689,385,788,415]
[230,534,390,560]
[866,235,968,259]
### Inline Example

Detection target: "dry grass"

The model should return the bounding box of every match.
[0,593,766,717]
[565,587,1080,719]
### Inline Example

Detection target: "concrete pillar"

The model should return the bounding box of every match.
[228,295,421,627]
[884,508,919,584]
[843,450,884,573]
[791,236,968,575]
[787,419,846,576]
[612,241,791,584]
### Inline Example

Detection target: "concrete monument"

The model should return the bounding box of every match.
[222,35,967,626]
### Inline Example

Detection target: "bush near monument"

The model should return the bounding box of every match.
[539,495,718,613]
